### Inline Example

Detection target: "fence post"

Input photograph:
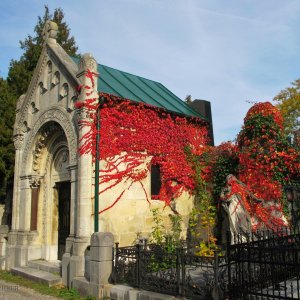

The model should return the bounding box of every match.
[181,248,186,297]
[136,244,141,288]
[176,248,181,296]
[226,231,231,298]
[112,242,119,283]
[211,251,220,300]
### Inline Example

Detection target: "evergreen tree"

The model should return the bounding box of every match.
[7,5,79,96]
[0,6,79,203]
[0,78,15,202]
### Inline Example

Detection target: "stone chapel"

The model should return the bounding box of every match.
[0,21,213,289]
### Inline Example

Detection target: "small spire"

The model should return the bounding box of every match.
[42,20,58,43]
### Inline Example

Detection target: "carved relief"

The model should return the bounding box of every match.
[13,134,24,150]
[22,107,78,171]
[28,175,41,188]
[32,123,63,172]
[54,149,69,172]
[78,53,98,74]
[15,48,48,133]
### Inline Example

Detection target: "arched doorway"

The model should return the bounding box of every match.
[31,121,72,261]
[52,147,71,260]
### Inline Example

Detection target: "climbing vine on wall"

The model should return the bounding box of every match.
[76,70,209,213]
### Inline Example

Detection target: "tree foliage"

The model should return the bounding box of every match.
[0,78,15,201]
[273,79,300,137]
[7,5,79,96]
[0,6,79,203]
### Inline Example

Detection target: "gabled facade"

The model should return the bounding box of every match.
[2,21,213,288]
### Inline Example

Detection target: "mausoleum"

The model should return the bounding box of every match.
[0,21,213,292]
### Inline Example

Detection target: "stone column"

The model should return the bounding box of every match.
[67,53,98,283]
[11,134,24,230]
[62,164,77,286]
[67,164,78,237]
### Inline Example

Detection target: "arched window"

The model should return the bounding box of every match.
[47,61,52,89]
[52,71,60,88]
[59,83,69,100]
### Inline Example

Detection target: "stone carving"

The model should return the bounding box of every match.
[28,175,41,188]
[54,149,69,173]
[21,107,78,171]
[15,48,48,133]
[42,20,58,42]
[13,134,24,150]
[32,123,63,172]
[78,53,98,75]
[220,175,253,243]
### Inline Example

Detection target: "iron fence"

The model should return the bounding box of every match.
[111,228,300,299]
[112,242,228,299]
[227,227,300,299]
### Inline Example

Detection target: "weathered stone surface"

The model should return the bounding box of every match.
[72,276,90,296]
[90,245,113,262]
[61,252,71,287]
[89,260,112,284]
[90,232,114,248]
[11,266,62,286]
[28,259,61,274]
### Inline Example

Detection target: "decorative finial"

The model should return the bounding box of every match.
[42,20,58,43]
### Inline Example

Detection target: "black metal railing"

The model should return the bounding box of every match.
[111,228,300,299]
[227,227,300,299]
[112,242,228,299]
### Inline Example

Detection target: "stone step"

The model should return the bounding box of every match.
[28,259,61,275]
[11,266,62,287]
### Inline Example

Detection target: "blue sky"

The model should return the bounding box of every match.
[1,0,300,145]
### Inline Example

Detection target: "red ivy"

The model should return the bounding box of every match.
[76,70,209,213]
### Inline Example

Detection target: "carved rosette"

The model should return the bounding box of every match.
[13,134,24,150]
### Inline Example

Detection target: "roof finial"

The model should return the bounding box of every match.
[42,20,58,43]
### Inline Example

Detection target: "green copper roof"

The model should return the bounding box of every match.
[72,57,205,119]
[97,64,205,119]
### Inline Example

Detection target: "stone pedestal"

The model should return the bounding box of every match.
[89,232,114,298]
[67,236,90,287]
[72,232,114,298]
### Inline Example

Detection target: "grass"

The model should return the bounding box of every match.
[0,270,98,299]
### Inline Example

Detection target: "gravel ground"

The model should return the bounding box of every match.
[0,279,60,300]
